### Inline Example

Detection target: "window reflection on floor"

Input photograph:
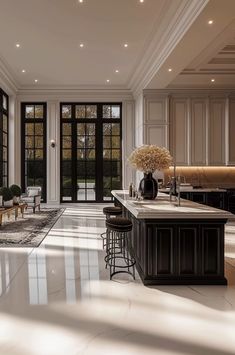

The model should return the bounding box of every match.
[79,249,99,299]
[28,246,48,305]
[64,246,76,304]
[0,254,9,296]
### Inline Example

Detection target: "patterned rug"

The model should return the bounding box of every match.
[0,208,64,247]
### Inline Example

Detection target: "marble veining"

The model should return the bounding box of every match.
[112,190,233,219]
[164,167,235,189]
[0,205,235,354]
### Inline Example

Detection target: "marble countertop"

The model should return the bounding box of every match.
[160,188,227,192]
[112,190,233,220]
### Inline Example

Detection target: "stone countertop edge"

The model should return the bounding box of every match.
[111,190,234,220]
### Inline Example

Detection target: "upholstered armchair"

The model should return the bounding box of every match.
[21,186,42,213]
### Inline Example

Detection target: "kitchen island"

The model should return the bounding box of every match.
[112,190,233,285]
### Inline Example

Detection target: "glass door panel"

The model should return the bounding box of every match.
[22,104,46,201]
[61,122,73,201]
[102,122,121,200]
[76,123,96,201]
[60,103,122,203]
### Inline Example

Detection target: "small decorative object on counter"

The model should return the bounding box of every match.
[129,183,133,197]
[128,145,172,200]
[139,173,158,200]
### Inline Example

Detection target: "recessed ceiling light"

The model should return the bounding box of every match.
[22,69,26,73]
[106,79,110,83]
[208,20,213,25]
[211,78,215,82]
[78,0,83,3]
[34,79,38,83]
[124,43,128,48]
[115,69,119,73]
[139,0,144,3]
[168,68,172,72]
[80,43,84,48]
[16,43,20,48]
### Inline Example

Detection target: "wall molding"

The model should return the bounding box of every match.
[17,88,133,102]
[0,58,18,95]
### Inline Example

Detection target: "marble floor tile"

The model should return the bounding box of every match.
[0,206,235,355]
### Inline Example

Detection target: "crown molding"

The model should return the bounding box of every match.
[129,0,209,97]
[0,57,18,94]
[17,85,133,101]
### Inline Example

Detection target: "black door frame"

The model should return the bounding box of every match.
[60,102,122,203]
[21,102,47,202]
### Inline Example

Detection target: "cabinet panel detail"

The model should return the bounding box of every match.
[170,98,188,165]
[145,98,167,124]
[209,99,226,165]
[191,99,207,165]
[178,227,197,275]
[202,227,221,275]
[190,192,207,204]
[145,124,168,148]
[154,227,174,275]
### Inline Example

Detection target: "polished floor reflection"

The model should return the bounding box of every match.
[0,206,235,355]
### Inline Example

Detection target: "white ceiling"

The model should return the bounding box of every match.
[0,0,168,88]
[1,0,235,92]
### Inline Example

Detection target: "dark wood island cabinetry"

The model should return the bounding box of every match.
[112,191,233,286]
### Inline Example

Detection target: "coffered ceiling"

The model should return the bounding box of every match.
[169,28,235,88]
[145,0,235,90]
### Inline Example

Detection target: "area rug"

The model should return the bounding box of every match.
[0,208,64,247]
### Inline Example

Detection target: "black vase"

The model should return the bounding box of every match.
[138,173,158,200]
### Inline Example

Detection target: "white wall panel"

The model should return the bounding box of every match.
[170,98,189,165]
[47,101,60,204]
[209,99,226,165]
[145,124,168,147]
[191,98,207,165]
[122,101,135,188]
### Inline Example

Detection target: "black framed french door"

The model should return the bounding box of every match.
[21,103,47,202]
[60,103,122,203]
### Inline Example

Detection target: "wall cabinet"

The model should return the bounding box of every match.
[169,98,188,165]
[170,96,210,166]
[190,98,207,165]
[208,99,226,165]
[143,90,235,167]
[170,96,208,166]
[143,95,169,149]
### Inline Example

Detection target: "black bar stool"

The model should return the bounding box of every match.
[105,217,136,280]
[101,206,122,249]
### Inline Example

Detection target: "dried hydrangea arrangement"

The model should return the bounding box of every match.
[128,145,172,173]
